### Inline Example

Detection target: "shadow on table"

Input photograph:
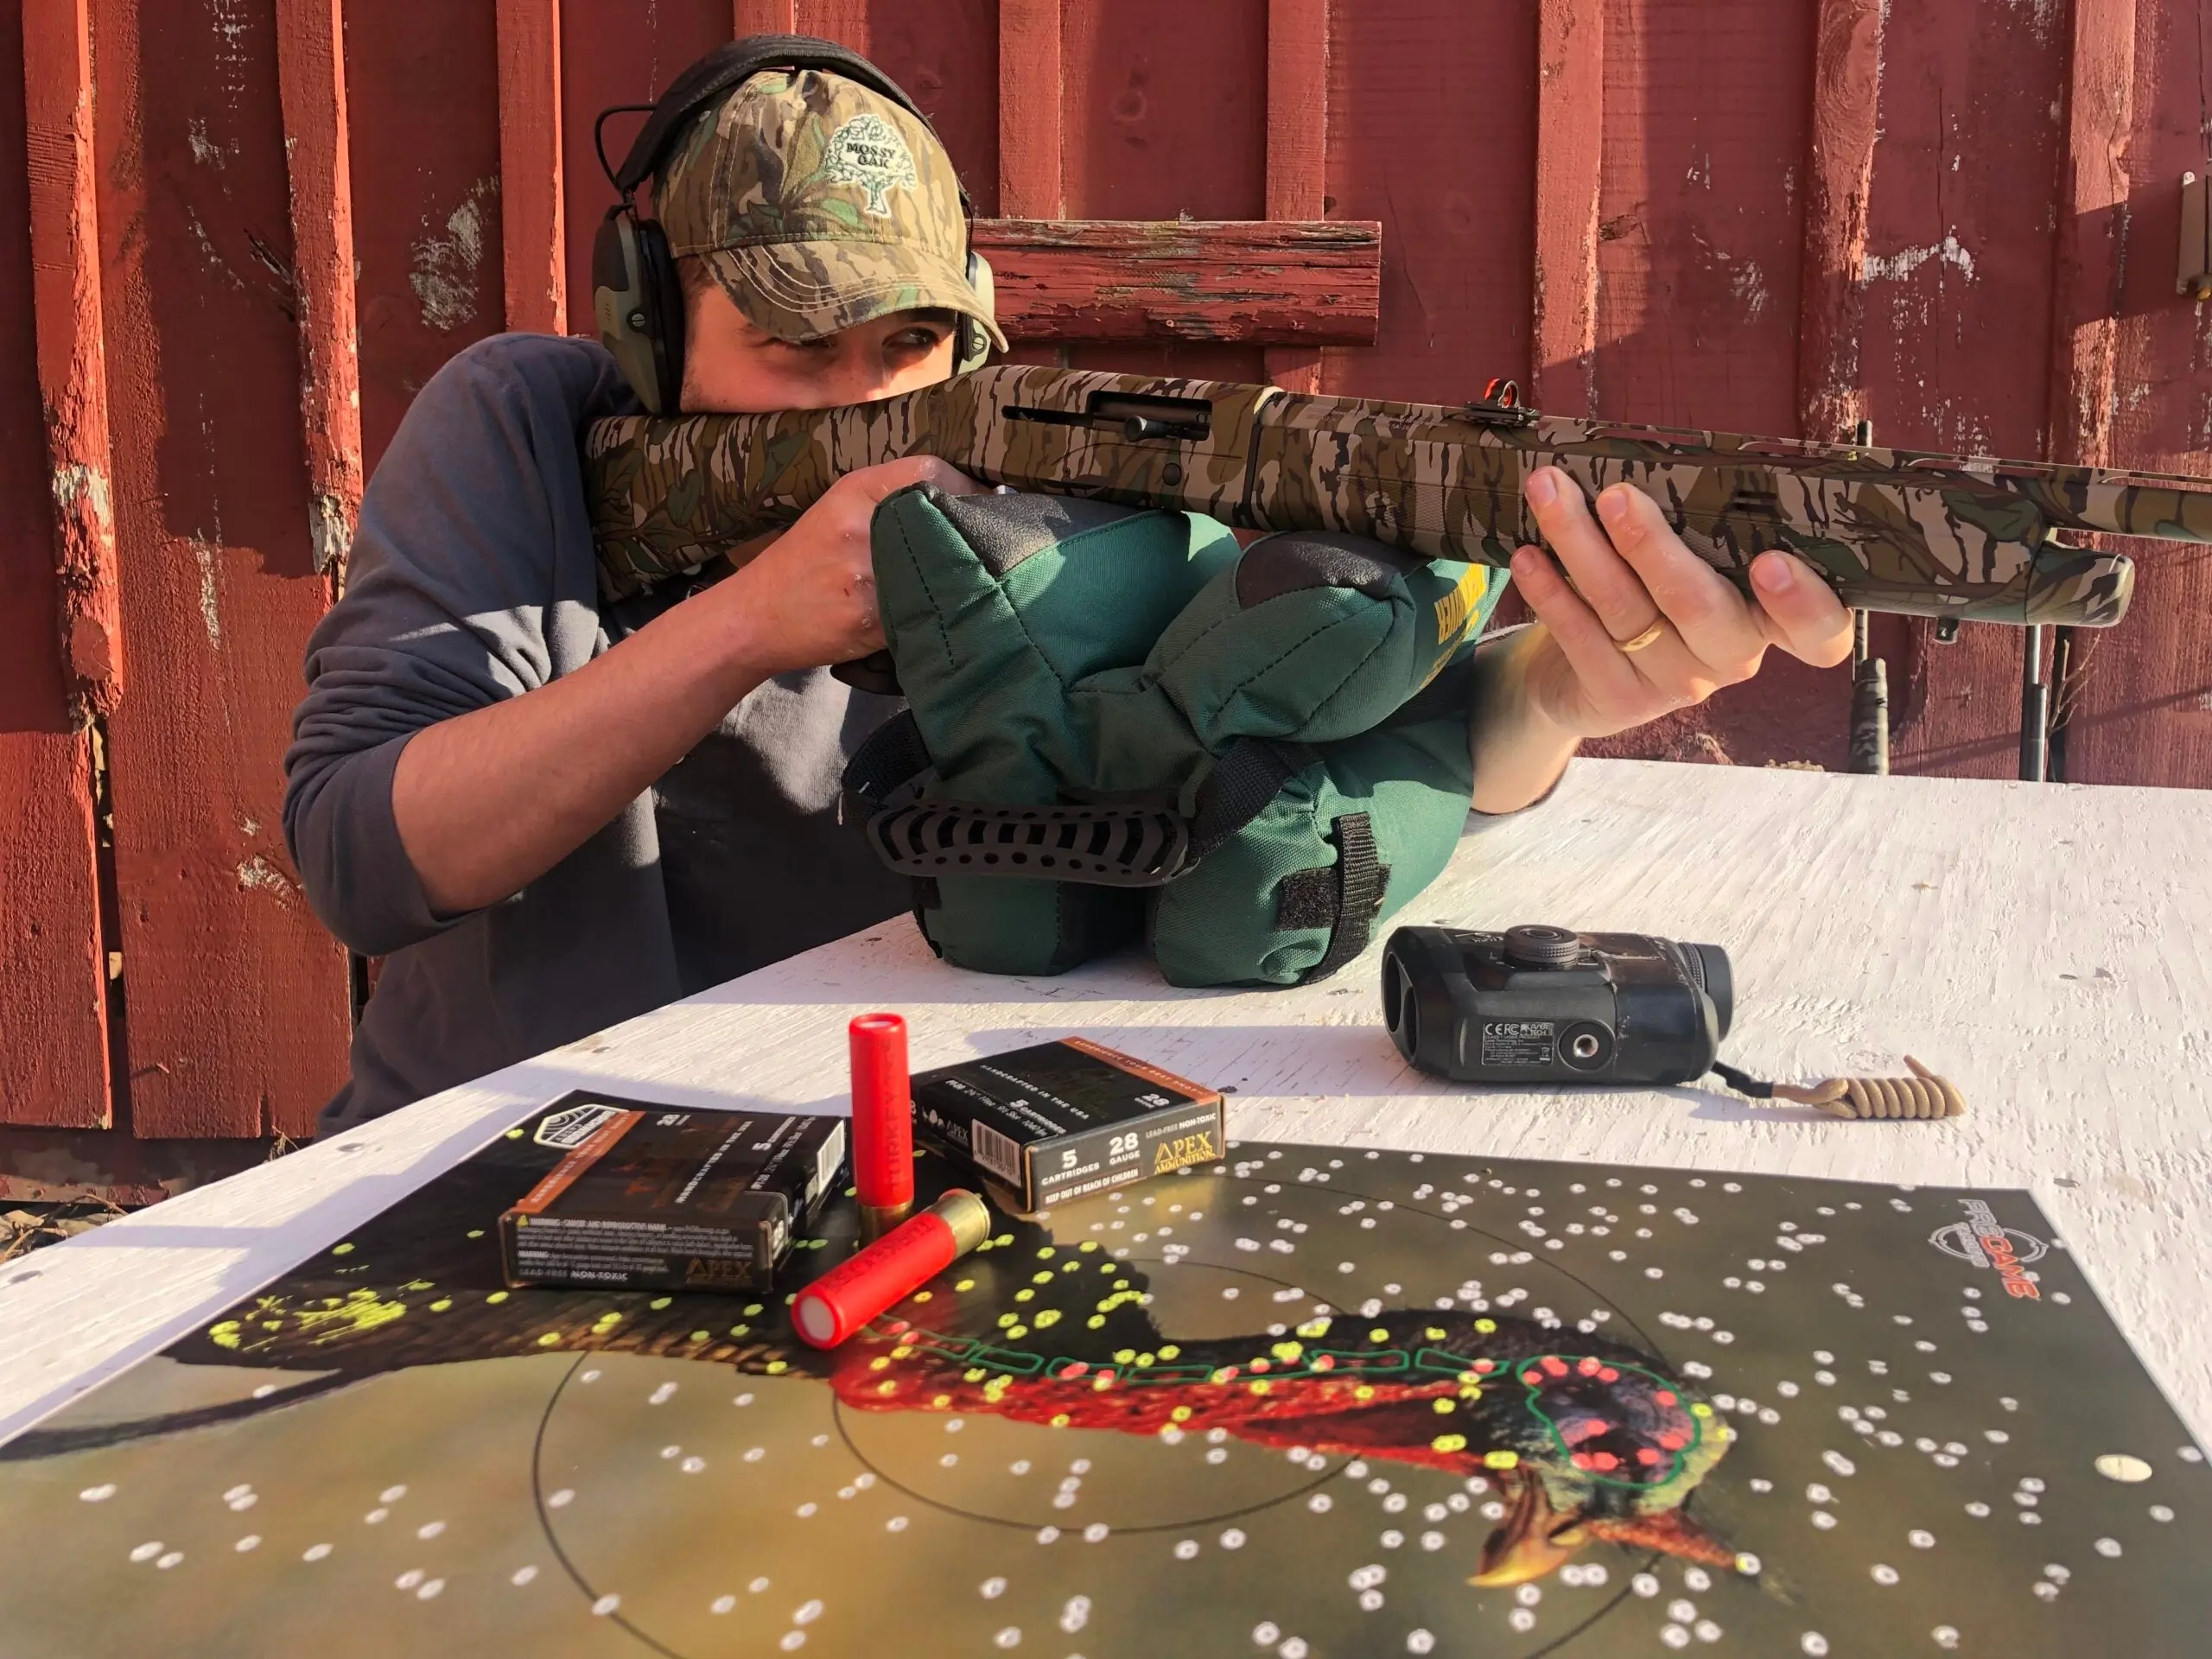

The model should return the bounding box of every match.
[938,1021,1411,1097]
[688,934,1224,1012]
[921,1024,1865,1128]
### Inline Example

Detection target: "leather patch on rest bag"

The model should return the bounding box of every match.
[935,490,1147,577]
[1235,531,1422,607]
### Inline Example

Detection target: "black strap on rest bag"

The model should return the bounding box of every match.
[1186,737,1318,861]
[867,800,1192,888]
[1282,812,1389,984]
[842,709,934,812]
[847,717,1308,890]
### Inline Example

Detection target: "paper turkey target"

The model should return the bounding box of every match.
[0,1105,2202,1656]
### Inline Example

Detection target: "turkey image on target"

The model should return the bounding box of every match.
[0,1106,2202,1656]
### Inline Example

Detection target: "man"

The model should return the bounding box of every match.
[285,55,1850,1134]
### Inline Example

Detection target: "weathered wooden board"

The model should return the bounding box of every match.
[1058,0,1269,385]
[494,0,565,335]
[1573,0,1847,772]
[1262,0,1329,391]
[1322,2,1534,407]
[1856,0,2069,779]
[974,217,1380,343]
[0,0,109,1129]
[849,0,1003,211]
[2045,0,2212,786]
[994,0,1059,221]
[343,0,507,473]
[556,0,732,344]
[89,0,349,1137]
[1796,0,1884,451]
[1529,0,1603,420]
[276,0,365,579]
[22,0,122,728]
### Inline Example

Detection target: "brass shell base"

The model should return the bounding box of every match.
[857,1200,913,1243]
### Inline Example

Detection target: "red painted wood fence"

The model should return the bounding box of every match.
[3,0,2208,1142]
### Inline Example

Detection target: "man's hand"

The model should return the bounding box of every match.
[712,455,982,677]
[1468,467,1855,813]
[394,454,981,914]
[1506,467,1855,740]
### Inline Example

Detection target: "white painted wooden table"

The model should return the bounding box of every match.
[4,759,2209,1450]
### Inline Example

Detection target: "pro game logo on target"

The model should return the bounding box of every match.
[1929,1196,2047,1299]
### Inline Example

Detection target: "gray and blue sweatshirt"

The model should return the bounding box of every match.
[283,334,906,1134]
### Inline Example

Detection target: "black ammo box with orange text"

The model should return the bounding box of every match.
[499,1095,845,1292]
[910,1038,1225,1211]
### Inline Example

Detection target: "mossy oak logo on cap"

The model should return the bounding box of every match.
[821,114,918,215]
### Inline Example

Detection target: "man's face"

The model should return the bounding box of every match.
[679,274,958,414]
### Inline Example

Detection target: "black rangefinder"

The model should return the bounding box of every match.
[1381,924,1732,1086]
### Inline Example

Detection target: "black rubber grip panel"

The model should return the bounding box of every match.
[867,800,1192,888]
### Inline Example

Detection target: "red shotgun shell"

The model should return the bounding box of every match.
[792,1191,993,1349]
[849,1012,913,1239]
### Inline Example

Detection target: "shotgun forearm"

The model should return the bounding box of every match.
[586,365,2212,626]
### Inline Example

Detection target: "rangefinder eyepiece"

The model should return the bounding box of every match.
[1381,925,1732,1087]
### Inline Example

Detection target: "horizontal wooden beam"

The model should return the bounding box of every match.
[974,218,1381,345]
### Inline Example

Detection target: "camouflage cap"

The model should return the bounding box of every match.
[656,67,1007,351]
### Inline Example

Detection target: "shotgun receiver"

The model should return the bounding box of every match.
[585,365,2212,625]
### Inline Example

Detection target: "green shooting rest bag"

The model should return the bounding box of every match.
[843,487,1510,987]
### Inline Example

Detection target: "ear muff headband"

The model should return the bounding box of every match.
[592,33,994,412]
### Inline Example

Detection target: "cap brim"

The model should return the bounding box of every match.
[703,241,1009,354]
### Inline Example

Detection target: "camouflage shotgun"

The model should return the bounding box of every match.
[585,365,2212,625]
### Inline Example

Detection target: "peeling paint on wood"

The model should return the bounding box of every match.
[974,217,1379,343]
[1861,0,2072,779]
[22,0,123,724]
[342,0,508,472]
[410,178,499,334]
[2045,0,2133,472]
[1530,0,1603,417]
[2038,0,2212,786]
[1319,2,1532,409]
[1580,0,1840,771]
[1797,0,1885,446]
[1,0,111,1128]
[274,0,363,580]
[90,0,351,1138]
[1863,234,1979,283]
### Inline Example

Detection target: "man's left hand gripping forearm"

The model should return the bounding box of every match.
[1467,466,1856,814]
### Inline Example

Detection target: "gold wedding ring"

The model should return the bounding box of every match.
[1612,619,1668,653]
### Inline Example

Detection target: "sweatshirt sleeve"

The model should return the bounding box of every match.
[282,334,628,957]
